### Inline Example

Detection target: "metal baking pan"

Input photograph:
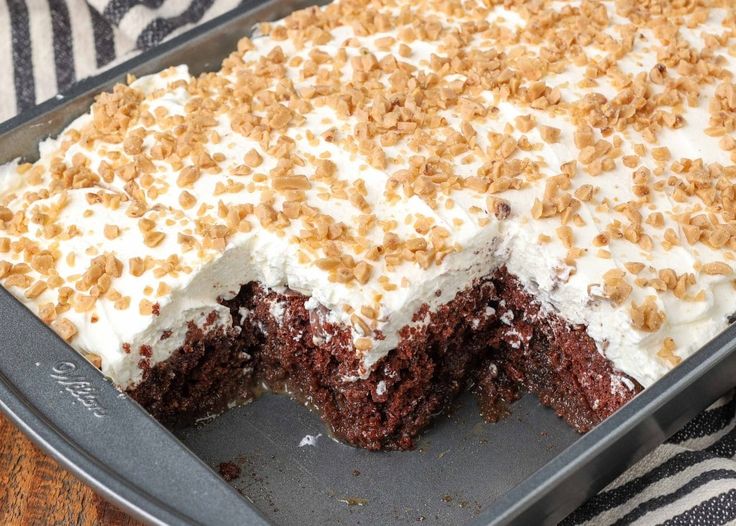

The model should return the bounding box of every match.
[1,1,736,524]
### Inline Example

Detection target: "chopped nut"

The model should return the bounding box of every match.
[649,63,667,84]
[574,125,594,149]
[143,231,165,248]
[176,166,201,187]
[52,318,77,342]
[114,297,131,310]
[652,147,671,162]
[574,185,594,202]
[682,225,701,245]
[603,268,632,305]
[244,149,263,168]
[315,257,340,271]
[104,225,120,240]
[38,303,57,323]
[139,299,154,315]
[657,337,680,366]
[4,274,32,289]
[659,268,677,289]
[351,314,370,335]
[556,225,573,248]
[129,257,145,277]
[0,206,13,222]
[138,218,155,233]
[179,191,197,209]
[631,296,665,332]
[514,115,535,132]
[702,262,732,275]
[353,261,372,284]
[25,280,48,299]
[361,305,377,319]
[272,175,311,190]
[592,233,609,246]
[315,159,336,179]
[84,353,103,369]
[123,135,143,155]
[254,203,277,226]
[539,125,561,143]
[72,293,96,312]
[30,254,54,275]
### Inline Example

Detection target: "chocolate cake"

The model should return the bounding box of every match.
[1,0,735,450]
[132,268,639,450]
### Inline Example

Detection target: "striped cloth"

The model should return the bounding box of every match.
[564,393,736,525]
[0,0,243,121]
[1,1,736,524]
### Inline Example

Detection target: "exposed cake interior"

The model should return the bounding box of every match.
[129,267,640,450]
[2,0,736,449]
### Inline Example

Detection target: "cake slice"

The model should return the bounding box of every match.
[1,0,735,449]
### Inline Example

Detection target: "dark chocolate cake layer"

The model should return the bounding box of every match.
[128,269,641,450]
[130,318,254,422]
[481,270,640,433]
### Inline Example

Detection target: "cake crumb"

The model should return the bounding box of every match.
[218,462,241,481]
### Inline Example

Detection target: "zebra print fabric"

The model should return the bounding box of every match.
[0,0,242,121]
[2,1,736,524]
[567,393,736,525]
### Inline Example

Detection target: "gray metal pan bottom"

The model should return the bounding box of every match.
[175,392,579,526]
[1,1,736,525]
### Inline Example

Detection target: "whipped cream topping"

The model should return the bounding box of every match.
[1,0,736,389]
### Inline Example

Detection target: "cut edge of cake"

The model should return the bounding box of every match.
[128,266,641,450]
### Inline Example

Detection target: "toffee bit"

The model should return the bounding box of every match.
[144,231,166,248]
[701,262,732,276]
[104,225,120,239]
[539,126,561,144]
[52,318,78,342]
[84,352,103,369]
[631,297,665,332]
[657,337,681,366]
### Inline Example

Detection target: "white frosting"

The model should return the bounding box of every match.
[1,0,736,390]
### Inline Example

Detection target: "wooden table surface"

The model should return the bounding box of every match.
[0,412,142,526]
